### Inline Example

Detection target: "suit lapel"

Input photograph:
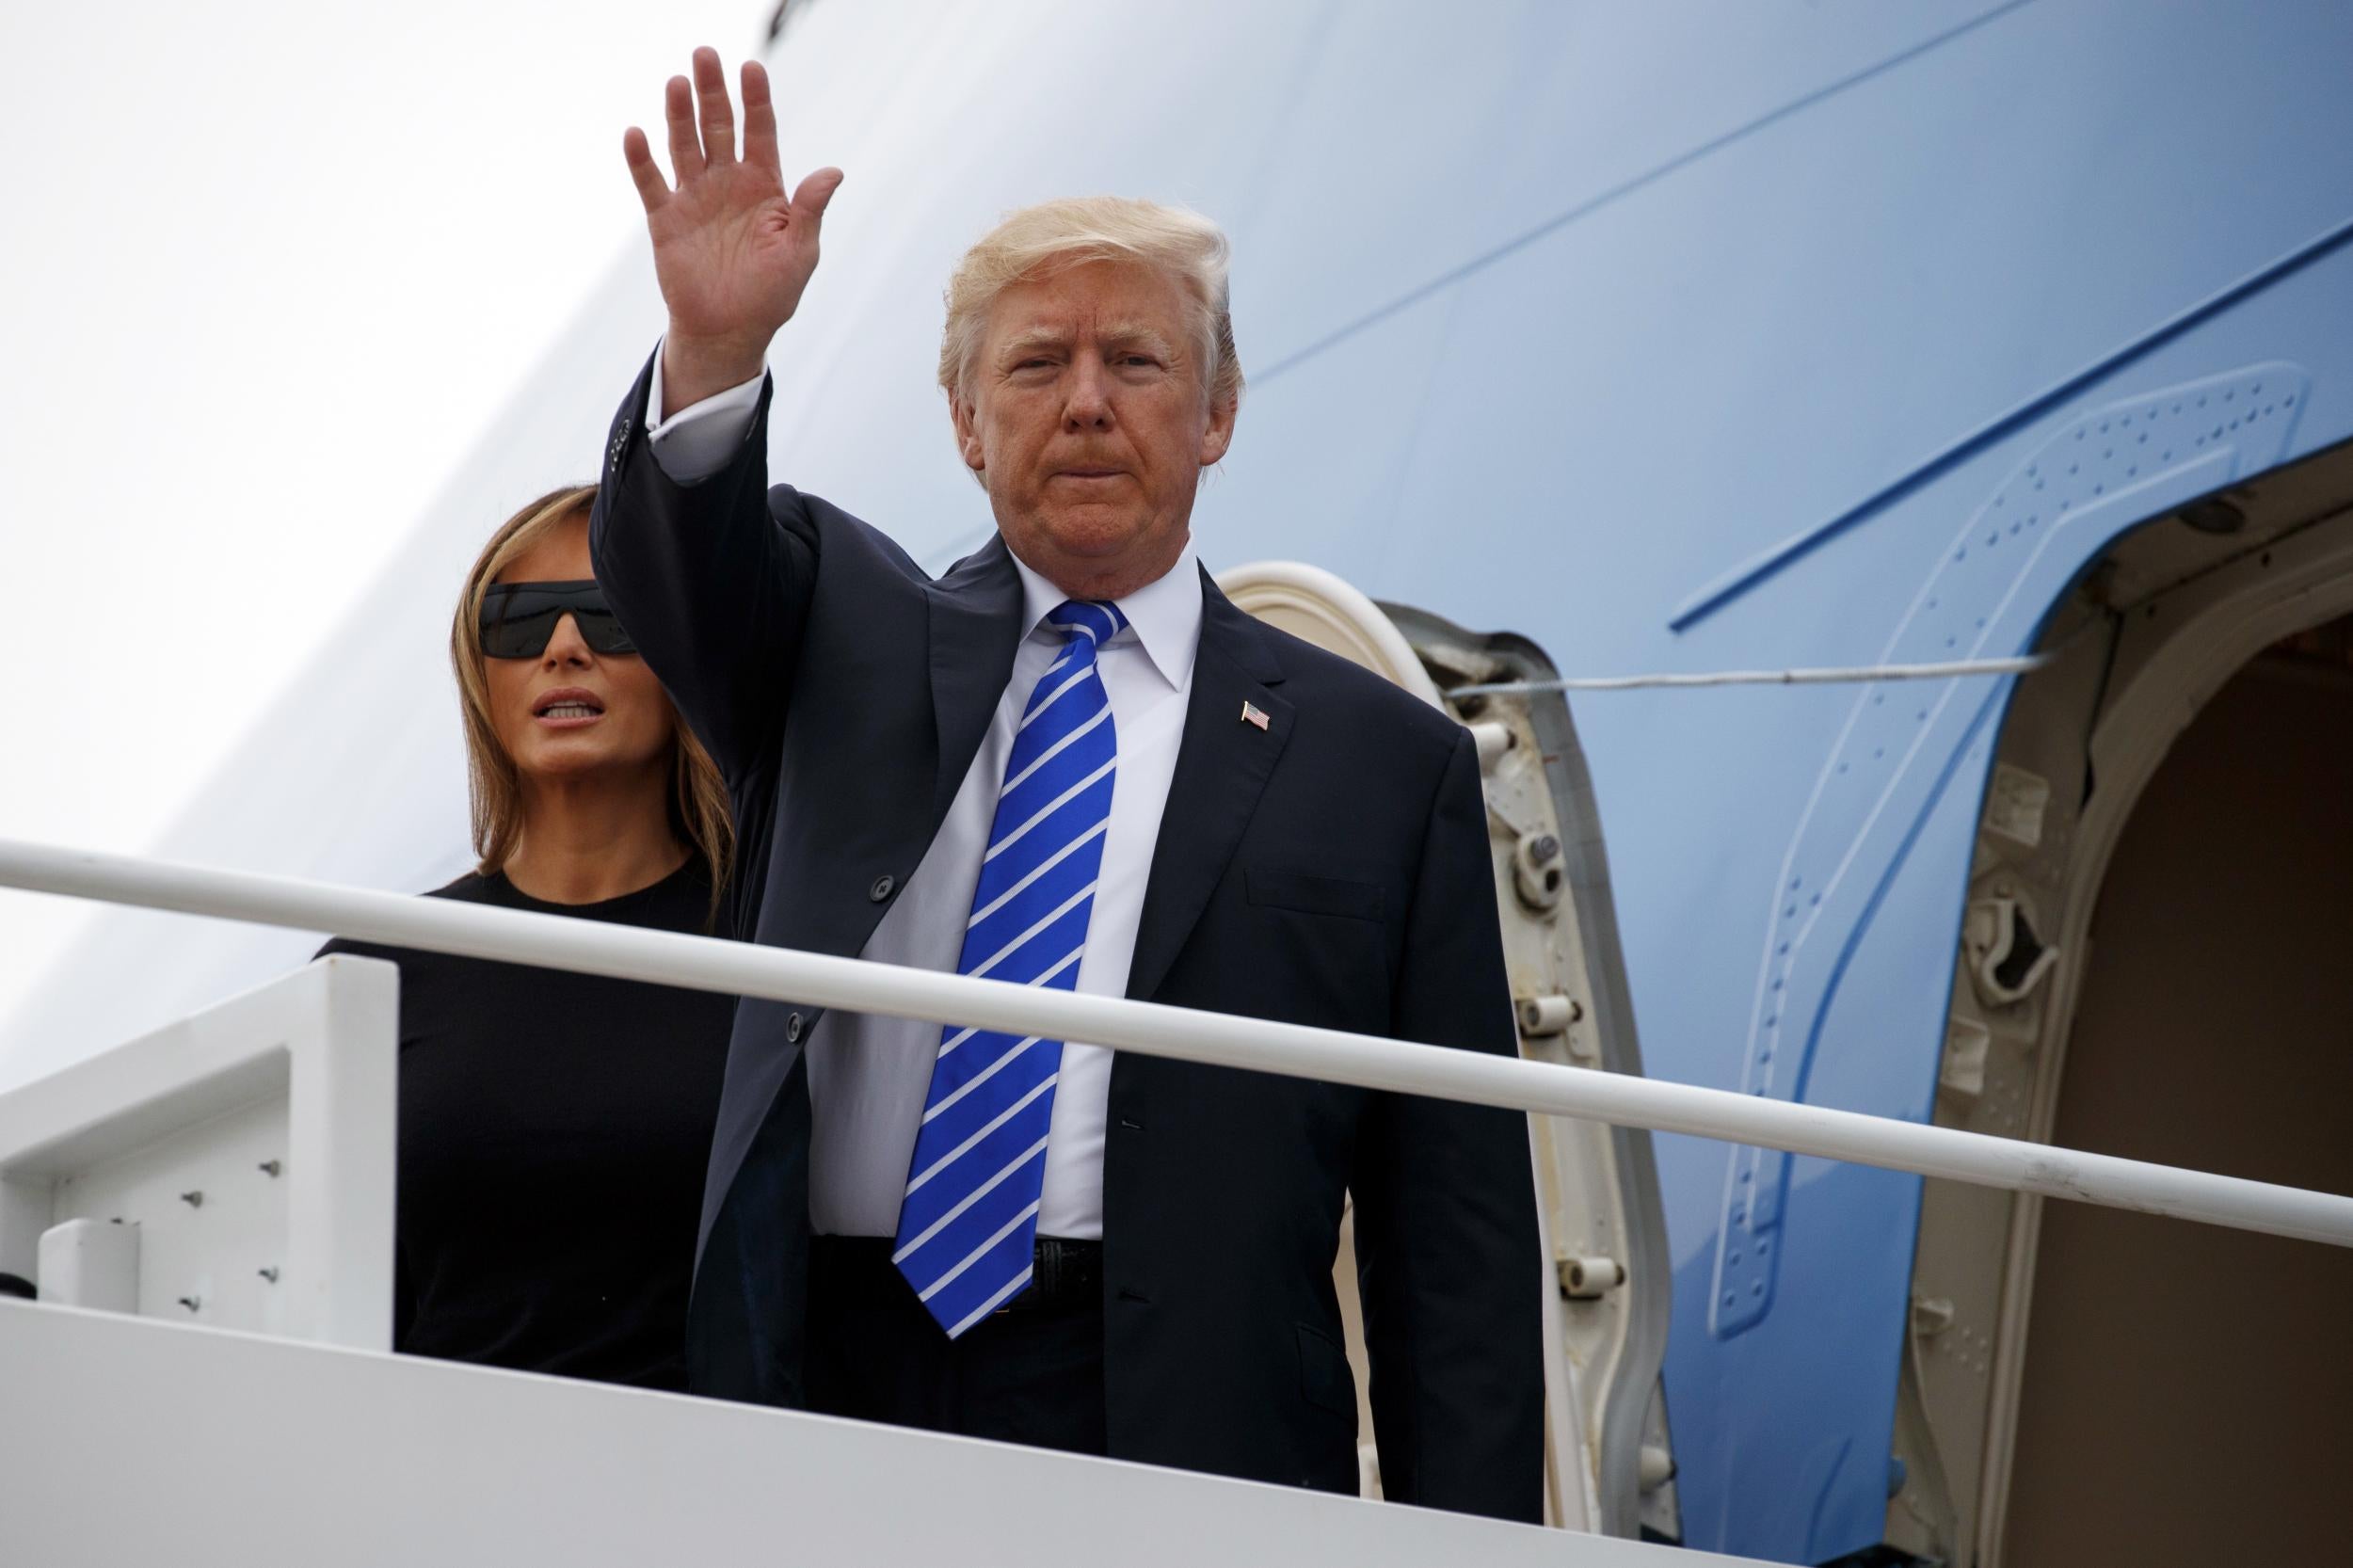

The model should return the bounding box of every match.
[1127,571,1292,1001]
[926,535,1028,825]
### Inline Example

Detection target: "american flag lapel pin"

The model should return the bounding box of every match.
[1241,700,1270,731]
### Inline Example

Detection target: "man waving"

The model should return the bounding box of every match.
[593,47,1543,1520]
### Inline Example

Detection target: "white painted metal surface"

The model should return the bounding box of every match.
[3,838,2350,1251]
[0,955,395,1347]
[35,1217,140,1311]
[0,1300,1772,1568]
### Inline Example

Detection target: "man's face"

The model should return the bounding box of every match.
[952,259,1237,599]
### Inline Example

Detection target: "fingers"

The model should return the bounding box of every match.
[664,73,704,184]
[741,59,779,176]
[793,166,846,229]
[692,47,736,167]
[621,127,669,215]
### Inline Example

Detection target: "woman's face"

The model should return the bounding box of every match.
[483,512,677,789]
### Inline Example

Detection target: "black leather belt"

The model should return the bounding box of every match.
[1010,1236,1102,1315]
[812,1235,1102,1317]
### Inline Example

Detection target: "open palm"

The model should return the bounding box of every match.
[625,50,842,407]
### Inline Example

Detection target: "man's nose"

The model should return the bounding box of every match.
[1062,359,1113,428]
[542,613,594,665]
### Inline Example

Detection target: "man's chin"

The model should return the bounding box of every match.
[1001,509,1189,598]
[1028,507,1152,562]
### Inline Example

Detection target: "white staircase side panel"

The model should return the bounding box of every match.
[0,956,396,1347]
[0,1301,1771,1568]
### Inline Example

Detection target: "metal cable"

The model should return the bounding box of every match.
[1449,652,2047,697]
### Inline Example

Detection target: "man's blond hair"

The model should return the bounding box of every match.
[937,196,1243,410]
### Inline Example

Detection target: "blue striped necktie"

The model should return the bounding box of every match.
[893,599,1126,1336]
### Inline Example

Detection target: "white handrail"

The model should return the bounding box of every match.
[4,836,2349,1250]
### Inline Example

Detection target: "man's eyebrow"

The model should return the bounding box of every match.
[998,326,1071,360]
[1096,320,1177,355]
[996,321,1179,360]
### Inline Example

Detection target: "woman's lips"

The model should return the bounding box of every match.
[532,687,605,728]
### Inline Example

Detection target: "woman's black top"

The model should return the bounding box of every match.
[318,860,734,1392]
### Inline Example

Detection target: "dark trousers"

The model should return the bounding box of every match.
[804,1236,1108,1458]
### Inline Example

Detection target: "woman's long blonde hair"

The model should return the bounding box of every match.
[451,485,733,920]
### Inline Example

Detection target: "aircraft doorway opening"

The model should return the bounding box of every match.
[1997,614,2353,1565]
[1892,437,2353,1568]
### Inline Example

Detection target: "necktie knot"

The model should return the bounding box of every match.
[1046,600,1128,653]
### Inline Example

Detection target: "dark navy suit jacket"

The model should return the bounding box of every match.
[590,356,1544,1521]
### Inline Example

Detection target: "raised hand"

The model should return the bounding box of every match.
[623,48,843,414]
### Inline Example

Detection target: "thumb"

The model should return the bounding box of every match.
[792,167,845,228]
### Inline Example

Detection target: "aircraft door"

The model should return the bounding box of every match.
[1903,440,2353,1567]
[1218,562,1677,1541]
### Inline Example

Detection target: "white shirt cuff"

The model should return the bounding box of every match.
[645,340,767,483]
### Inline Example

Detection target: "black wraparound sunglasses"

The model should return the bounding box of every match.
[478,580,637,659]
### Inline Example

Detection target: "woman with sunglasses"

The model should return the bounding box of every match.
[321,483,737,1392]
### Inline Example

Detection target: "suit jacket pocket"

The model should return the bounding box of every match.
[1248,868,1386,923]
[1295,1320,1358,1418]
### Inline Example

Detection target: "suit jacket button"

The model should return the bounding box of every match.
[870,873,897,903]
[785,1012,804,1044]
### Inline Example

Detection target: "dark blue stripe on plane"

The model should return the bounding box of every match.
[1669,210,2353,632]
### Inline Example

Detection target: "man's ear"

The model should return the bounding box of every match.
[1199,393,1238,467]
[950,391,986,472]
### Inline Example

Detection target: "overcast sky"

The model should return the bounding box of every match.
[0,0,770,1028]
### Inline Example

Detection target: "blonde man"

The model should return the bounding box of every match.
[592,48,1541,1520]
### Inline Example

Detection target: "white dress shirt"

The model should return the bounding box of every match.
[644,351,1199,1239]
